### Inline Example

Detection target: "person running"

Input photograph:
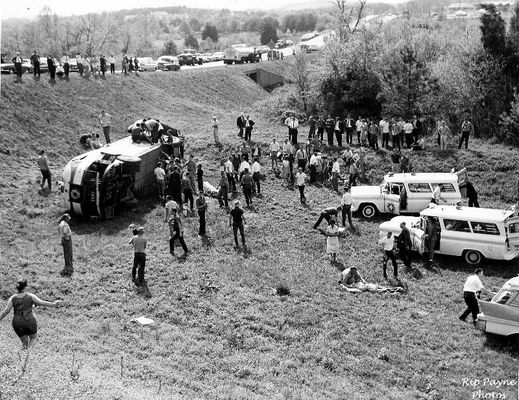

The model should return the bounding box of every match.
[168,209,188,257]
[295,167,307,204]
[37,149,52,191]
[196,192,208,236]
[459,269,494,325]
[0,279,62,350]
[326,219,340,262]
[129,227,147,286]
[229,200,246,249]
[58,214,73,276]
[379,231,398,279]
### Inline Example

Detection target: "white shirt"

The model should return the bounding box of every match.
[310,155,318,166]
[154,167,165,181]
[165,200,178,213]
[356,120,363,131]
[58,221,72,239]
[332,161,340,173]
[251,162,261,174]
[239,160,251,174]
[432,186,441,201]
[379,235,394,251]
[108,56,116,64]
[404,122,414,134]
[99,113,112,127]
[285,118,299,129]
[296,149,306,160]
[270,142,280,152]
[224,160,234,174]
[341,192,352,206]
[282,142,292,153]
[295,172,306,186]
[463,274,484,293]
[61,55,70,63]
[380,120,390,133]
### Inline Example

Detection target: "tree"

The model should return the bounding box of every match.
[179,21,191,37]
[201,24,219,42]
[189,17,201,32]
[184,34,199,50]
[480,4,507,58]
[163,40,177,55]
[260,20,278,45]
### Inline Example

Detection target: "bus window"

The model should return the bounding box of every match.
[470,222,500,235]
[440,183,456,192]
[408,183,431,193]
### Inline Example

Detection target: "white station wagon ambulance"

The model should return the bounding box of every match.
[378,205,519,265]
[351,170,465,218]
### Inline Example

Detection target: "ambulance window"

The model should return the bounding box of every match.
[510,294,519,308]
[408,183,431,193]
[470,222,500,235]
[509,222,519,234]
[495,291,511,305]
[444,219,471,232]
[440,183,456,192]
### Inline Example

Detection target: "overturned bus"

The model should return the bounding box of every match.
[62,133,183,219]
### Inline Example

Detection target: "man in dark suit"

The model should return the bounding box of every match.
[12,52,23,80]
[236,113,245,138]
[47,56,56,80]
[397,221,412,271]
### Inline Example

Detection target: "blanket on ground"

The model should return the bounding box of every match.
[340,282,405,294]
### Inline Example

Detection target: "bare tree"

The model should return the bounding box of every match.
[334,0,366,41]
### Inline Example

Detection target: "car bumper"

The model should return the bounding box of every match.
[475,318,486,332]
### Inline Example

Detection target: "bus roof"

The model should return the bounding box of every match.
[384,172,459,184]
[420,205,517,222]
[71,136,161,162]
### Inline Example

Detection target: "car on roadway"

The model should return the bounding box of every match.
[378,205,519,264]
[157,56,180,71]
[352,170,465,219]
[177,53,195,66]
[476,277,519,339]
[137,57,157,71]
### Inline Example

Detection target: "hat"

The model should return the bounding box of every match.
[137,226,144,233]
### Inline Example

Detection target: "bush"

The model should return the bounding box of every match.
[499,94,519,146]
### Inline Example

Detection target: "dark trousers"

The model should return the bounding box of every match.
[346,128,353,144]
[372,136,379,150]
[238,127,244,138]
[170,234,188,254]
[326,129,334,146]
[289,128,298,145]
[33,63,40,77]
[64,63,70,76]
[392,135,400,149]
[298,185,305,202]
[110,63,115,73]
[198,210,206,235]
[341,205,352,226]
[383,250,398,278]
[460,291,479,322]
[227,173,236,192]
[335,130,343,147]
[458,133,469,149]
[349,173,357,187]
[49,66,56,79]
[218,186,229,207]
[245,127,253,141]
[313,213,331,229]
[40,169,52,189]
[297,159,306,171]
[310,164,316,183]
[356,130,361,144]
[243,186,253,206]
[14,64,22,78]
[61,238,73,275]
[183,189,194,210]
[197,179,203,193]
[468,196,479,208]
[103,126,111,144]
[382,132,389,148]
[317,127,324,141]
[405,134,413,148]
[252,172,260,194]
[132,252,145,283]
[233,223,245,246]
[428,234,439,262]
[398,247,411,269]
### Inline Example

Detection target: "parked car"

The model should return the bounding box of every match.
[212,52,224,61]
[177,54,195,66]
[157,56,180,71]
[352,170,465,219]
[1,58,33,74]
[69,58,78,72]
[194,53,207,64]
[477,277,519,338]
[301,31,319,42]
[378,205,519,264]
[137,57,157,71]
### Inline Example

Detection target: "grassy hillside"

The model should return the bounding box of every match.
[1,67,519,400]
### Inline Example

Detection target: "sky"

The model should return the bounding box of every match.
[0,0,401,20]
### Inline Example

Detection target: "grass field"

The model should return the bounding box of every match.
[1,66,519,400]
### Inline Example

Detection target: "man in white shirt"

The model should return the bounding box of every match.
[154,162,166,200]
[224,156,236,192]
[238,159,251,180]
[459,269,494,324]
[164,195,179,222]
[295,167,307,203]
[309,152,319,183]
[403,120,414,148]
[341,186,353,227]
[379,117,391,149]
[378,231,397,279]
[431,184,443,205]
[61,54,70,76]
[108,55,116,74]
[98,110,113,144]
[269,139,280,171]
[295,146,307,171]
[251,157,261,195]
[331,157,341,192]
[58,213,73,276]
[284,114,299,145]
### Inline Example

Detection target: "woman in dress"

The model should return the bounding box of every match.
[326,218,340,262]
[0,279,62,349]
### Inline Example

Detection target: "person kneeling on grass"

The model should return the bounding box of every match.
[339,266,366,286]
[0,278,62,350]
